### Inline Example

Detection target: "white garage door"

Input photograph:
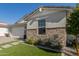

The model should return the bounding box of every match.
[0,28,8,36]
[11,27,24,38]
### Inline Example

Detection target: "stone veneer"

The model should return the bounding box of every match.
[27,27,67,47]
[27,29,37,39]
[46,28,67,47]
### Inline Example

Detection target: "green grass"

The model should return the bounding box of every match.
[0,43,61,56]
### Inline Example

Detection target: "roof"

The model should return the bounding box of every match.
[0,23,8,28]
[42,6,73,8]
[15,6,73,24]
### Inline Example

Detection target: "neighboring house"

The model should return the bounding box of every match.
[0,23,9,36]
[11,6,73,47]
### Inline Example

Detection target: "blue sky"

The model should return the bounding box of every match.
[0,3,76,24]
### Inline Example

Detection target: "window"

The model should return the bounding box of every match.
[38,19,46,34]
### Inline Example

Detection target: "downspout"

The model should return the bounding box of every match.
[65,10,68,47]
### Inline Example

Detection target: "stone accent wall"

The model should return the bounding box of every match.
[27,27,67,47]
[27,29,37,39]
[46,28,66,47]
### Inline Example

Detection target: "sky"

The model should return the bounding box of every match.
[0,3,76,24]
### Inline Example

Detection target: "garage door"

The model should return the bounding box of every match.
[11,27,24,38]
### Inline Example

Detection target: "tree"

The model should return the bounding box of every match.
[76,3,79,8]
[66,9,79,55]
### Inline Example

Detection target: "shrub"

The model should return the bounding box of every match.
[43,38,51,46]
[45,41,51,47]
[26,36,39,45]
[36,39,45,46]
[50,38,62,49]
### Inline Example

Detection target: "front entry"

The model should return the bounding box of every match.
[23,25,27,41]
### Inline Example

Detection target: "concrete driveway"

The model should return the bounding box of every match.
[0,37,16,44]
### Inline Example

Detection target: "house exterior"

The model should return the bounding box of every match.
[11,6,73,47]
[0,23,9,36]
[10,23,26,39]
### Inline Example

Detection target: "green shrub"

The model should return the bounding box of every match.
[49,38,62,49]
[27,37,39,45]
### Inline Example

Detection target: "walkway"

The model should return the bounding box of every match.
[0,37,16,44]
[62,47,77,56]
[0,40,24,51]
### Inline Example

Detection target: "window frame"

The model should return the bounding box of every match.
[38,19,46,35]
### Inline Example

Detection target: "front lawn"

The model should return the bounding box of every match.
[0,43,61,56]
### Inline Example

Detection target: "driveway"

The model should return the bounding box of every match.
[0,37,16,44]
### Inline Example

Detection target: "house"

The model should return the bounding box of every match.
[10,23,26,39]
[0,22,9,37]
[10,6,73,47]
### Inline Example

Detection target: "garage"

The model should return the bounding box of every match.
[10,23,26,39]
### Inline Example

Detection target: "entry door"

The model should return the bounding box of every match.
[23,25,27,40]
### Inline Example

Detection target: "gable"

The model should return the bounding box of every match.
[27,10,66,29]
[17,8,70,23]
